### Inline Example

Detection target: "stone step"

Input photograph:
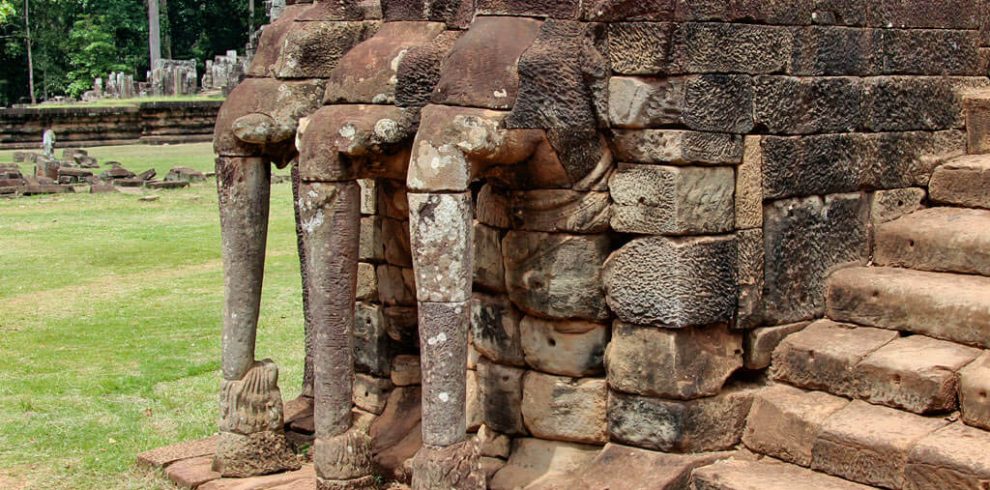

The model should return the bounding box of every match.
[771,320,982,414]
[929,154,990,209]
[744,385,990,489]
[875,207,990,276]
[827,267,990,349]
[691,458,872,490]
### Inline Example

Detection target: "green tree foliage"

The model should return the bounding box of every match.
[0,0,260,105]
[0,1,16,24]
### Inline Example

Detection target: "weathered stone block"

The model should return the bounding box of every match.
[582,0,675,21]
[771,319,897,397]
[380,218,411,267]
[475,0,579,18]
[905,422,990,490]
[870,187,925,226]
[477,358,526,435]
[521,372,607,445]
[753,76,863,134]
[789,26,878,76]
[432,16,543,110]
[509,190,611,234]
[603,235,737,328]
[735,136,763,230]
[519,316,608,377]
[476,424,511,458]
[612,130,743,165]
[473,222,505,293]
[811,400,949,489]
[409,192,473,303]
[959,352,990,431]
[606,322,741,400]
[868,0,982,29]
[356,262,378,302]
[470,294,525,367]
[669,23,793,74]
[476,184,511,229]
[609,164,735,235]
[502,231,609,321]
[390,354,421,386]
[359,216,383,262]
[376,264,415,306]
[744,322,808,370]
[856,335,980,414]
[762,194,868,324]
[930,155,990,209]
[607,384,757,453]
[879,29,982,76]
[354,302,390,376]
[674,0,816,24]
[743,384,849,467]
[384,306,417,344]
[489,438,599,490]
[275,21,380,79]
[692,458,875,490]
[863,77,965,132]
[606,23,674,75]
[735,228,764,330]
[353,374,392,415]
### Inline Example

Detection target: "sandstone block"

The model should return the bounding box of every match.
[370,386,421,458]
[735,228,764,329]
[870,188,925,226]
[827,266,990,349]
[476,184,511,228]
[692,458,875,490]
[477,358,525,435]
[356,262,378,302]
[408,192,472,303]
[879,29,982,76]
[582,0,674,21]
[358,216,383,262]
[275,21,380,79]
[965,95,990,154]
[375,264,416,305]
[875,207,990,275]
[390,355,421,386]
[609,164,734,235]
[789,26,878,76]
[519,316,608,377]
[324,21,445,104]
[735,136,762,230]
[811,400,949,489]
[246,5,307,77]
[612,130,743,165]
[376,179,408,220]
[771,320,897,397]
[473,222,505,293]
[669,23,793,74]
[960,352,990,431]
[475,0,580,19]
[508,189,611,234]
[930,155,990,209]
[603,235,737,328]
[354,302,390,376]
[357,179,376,215]
[762,194,868,325]
[353,374,392,415]
[864,77,967,132]
[470,294,524,367]
[167,455,221,488]
[905,422,990,490]
[466,368,481,432]
[753,76,863,134]
[489,438,599,490]
[214,430,301,478]
[137,436,219,469]
[476,425,511,458]
[855,335,981,414]
[432,16,542,109]
[606,322,742,400]
[607,384,757,453]
[870,1,981,29]
[606,22,674,75]
[521,372,608,445]
[743,384,849,467]
[744,322,809,370]
[527,443,733,490]
[502,231,609,321]
[383,305,417,344]
[607,75,753,133]
[381,218,411,267]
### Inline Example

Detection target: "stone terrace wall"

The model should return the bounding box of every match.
[0,101,222,149]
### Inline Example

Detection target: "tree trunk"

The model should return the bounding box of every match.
[24,0,35,104]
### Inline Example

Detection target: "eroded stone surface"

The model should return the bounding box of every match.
[743,384,849,467]
[609,163,734,235]
[959,352,990,431]
[489,438,599,490]
[521,372,608,445]
[519,316,608,377]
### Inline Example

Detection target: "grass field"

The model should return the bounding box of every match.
[0,144,304,489]
[30,95,226,109]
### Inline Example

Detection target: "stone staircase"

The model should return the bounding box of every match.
[733,154,990,489]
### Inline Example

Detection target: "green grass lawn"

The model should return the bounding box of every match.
[30,95,226,109]
[0,144,304,489]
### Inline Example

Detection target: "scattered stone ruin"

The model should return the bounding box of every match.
[150,59,200,97]
[140,0,990,488]
[202,51,250,95]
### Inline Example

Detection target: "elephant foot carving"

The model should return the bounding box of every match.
[410,440,486,490]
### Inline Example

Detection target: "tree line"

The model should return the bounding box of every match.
[0,0,264,106]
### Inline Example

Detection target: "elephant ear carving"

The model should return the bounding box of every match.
[506,19,610,131]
